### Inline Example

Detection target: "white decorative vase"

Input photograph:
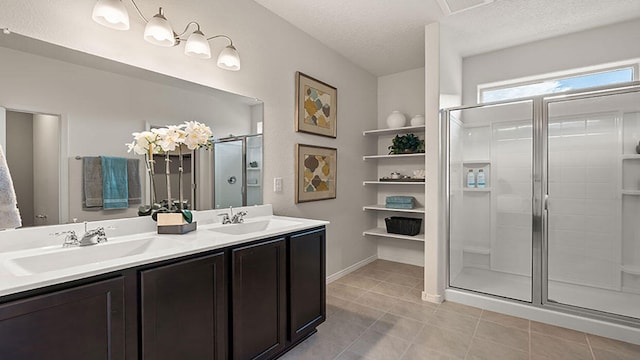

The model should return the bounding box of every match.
[410,114,425,126]
[386,111,406,128]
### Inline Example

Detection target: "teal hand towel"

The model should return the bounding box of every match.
[385,203,415,209]
[385,196,415,204]
[101,156,129,209]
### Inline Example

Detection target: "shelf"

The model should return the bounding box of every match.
[363,204,425,214]
[362,228,424,242]
[621,154,640,160]
[247,184,261,187]
[247,168,261,170]
[462,246,491,255]
[463,187,491,192]
[463,160,491,164]
[362,125,425,136]
[363,153,425,160]
[621,265,640,276]
[363,181,425,185]
[622,190,640,196]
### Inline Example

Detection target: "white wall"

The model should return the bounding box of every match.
[0,0,378,277]
[5,111,34,226]
[33,114,60,226]
[462,18,640,105]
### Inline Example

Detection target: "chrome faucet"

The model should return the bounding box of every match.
[218,206,248,224]
[54,222,108,247]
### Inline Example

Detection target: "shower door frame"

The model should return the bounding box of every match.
[213,136,248,208]
[442,81,640,328]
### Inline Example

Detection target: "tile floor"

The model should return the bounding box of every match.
[281,260,640,360]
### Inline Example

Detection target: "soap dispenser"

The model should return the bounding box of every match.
[467,169,476,188]
[477,169,486,188]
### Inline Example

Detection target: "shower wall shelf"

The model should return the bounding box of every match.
[622,190,640,195]
[463,188,491,192]
[621,265,640,276]
[362,228,425,242]
[363,205,425,213]
[462,160,491,164]
[363,153,425,160]
[621,154,640,160]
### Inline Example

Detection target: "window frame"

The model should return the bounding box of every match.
[477,61,639,104]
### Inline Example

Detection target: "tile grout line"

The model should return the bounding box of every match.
[585,334,597,360]
[331,308,388,360]
[463,309,483,360]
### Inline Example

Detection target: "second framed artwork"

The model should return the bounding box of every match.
[295,71,337,138]
[295,144,337,203]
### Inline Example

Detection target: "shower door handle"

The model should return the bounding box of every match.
[543,194,549,211]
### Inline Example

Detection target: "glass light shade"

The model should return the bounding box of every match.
[92,0,130,30]
[184,31,211,59]
[143,11,175,47]
[217,45,241,71]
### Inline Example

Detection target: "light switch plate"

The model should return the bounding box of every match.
[274,177,283,192]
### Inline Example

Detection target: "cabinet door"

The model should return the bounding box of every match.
[232,238,286,360]
[0,277,125,360]
[140,252,227,360]
[289,229,326,343]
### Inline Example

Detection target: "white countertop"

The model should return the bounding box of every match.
[0,205,328,299]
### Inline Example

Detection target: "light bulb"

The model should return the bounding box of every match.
[92,0,130,30]
[143,8,175,47]
[217,45,241,71]
[185,30,211,59]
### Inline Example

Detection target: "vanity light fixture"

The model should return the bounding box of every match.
[91,0,241,70]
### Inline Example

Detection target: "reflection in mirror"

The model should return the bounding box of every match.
[213,134,263,209]
[0,32,263,228]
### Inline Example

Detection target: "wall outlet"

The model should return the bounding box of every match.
[274,177,283,192]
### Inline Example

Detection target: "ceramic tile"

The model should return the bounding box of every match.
[428,308,480,336]
[531,332,593,360]
[336,273,383,290]
[530,321,587,344]
[474,320,529,350]
[480,310,529,331]
[592,347,638,360]
[327,282,368,302]
[352,267,394,281]
[347,329,411,360]
[587,334,640,359]
[326,294,351,317]
[370,313,425,342]
[400,343,458,360]
[388,298,437,323]
[383,272,422,287]
[316,316,368,349]
[333,301,385,328]
[353,290,399,312]
[466,338,529,360]
[335,350,371,360]
[396,286,426,304]
[370,281,414,298]
[436,301,483,318]
[278,334,344,360]
[412,324,473,359]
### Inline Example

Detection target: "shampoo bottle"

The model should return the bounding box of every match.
[477,169,486,188]
[467,169,476,188]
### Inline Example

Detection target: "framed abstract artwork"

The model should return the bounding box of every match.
[295,71,337,138]
[295,144,337,203]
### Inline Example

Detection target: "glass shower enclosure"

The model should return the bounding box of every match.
[213,134,263,209]
[444,82,640,324]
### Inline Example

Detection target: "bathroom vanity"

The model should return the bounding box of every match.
[0,206,327,360]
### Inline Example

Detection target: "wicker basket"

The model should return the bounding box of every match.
[384,217,422,236]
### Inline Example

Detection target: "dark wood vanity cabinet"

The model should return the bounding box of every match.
[140,252,227,360]
[231,238,287,360]
[288,229,326,344]
[0,226,326,360]
[0,277,125,360]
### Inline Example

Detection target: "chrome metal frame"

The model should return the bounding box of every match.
[442,81,640,328]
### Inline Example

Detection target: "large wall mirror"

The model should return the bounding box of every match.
[0,32,263,228]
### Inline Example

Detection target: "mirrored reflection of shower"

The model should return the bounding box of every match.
[213,134,263,209]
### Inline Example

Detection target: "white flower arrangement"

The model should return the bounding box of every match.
[126,121,213,217]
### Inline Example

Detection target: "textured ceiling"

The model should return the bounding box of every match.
[254,0,640,76]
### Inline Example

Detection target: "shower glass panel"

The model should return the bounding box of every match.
[546,90,640,319]
[214,140,244,208]
[448,101,534,302]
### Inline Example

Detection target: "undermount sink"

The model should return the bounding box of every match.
[7,237,185,275]
[209,218,302,236]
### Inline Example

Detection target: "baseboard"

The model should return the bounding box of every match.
[326,255,378,284]
[422,291,444,304]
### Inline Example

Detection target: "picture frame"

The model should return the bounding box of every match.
[295,71,337,138]
[295,144,337,203]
